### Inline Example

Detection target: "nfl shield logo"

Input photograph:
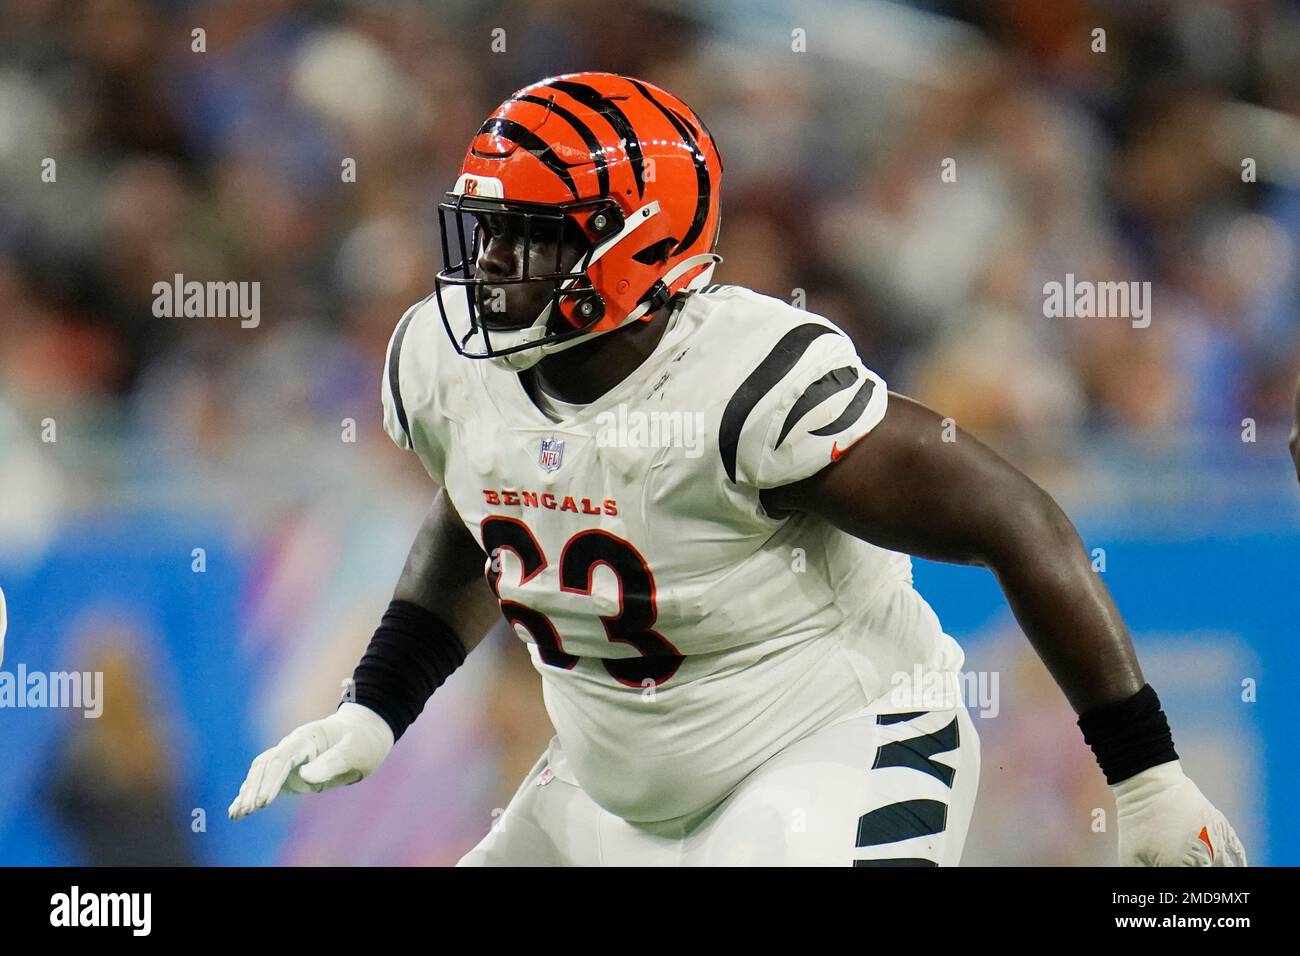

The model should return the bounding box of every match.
[538,436,565,472]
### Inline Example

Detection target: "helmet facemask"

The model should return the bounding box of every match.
[435,193,623,371]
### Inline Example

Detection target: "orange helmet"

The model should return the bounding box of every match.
[434,71,724,369]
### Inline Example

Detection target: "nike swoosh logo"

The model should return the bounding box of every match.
[830,432,869,462]
[1198,825,1215,862]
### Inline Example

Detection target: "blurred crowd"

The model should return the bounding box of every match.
[2,0,1298,495]
[0,0,1295,864]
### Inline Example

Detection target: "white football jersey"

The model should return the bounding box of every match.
[382,285,966,823]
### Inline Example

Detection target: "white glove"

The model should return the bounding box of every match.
[228,702,395,820]
[1112,760,1247,866]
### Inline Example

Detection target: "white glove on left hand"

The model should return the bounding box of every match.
[1112,760,1247,866]
[228,702,395,820]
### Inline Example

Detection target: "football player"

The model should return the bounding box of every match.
[230,72,1246,867]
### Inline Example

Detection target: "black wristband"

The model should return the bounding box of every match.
[1077,683,1178,785]
[346,599,468,742]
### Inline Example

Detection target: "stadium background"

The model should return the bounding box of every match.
[1,0,1297,865]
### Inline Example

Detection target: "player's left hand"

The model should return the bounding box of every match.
[1112,760,1247,866]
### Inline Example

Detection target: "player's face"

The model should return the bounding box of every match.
[473,212,590,330]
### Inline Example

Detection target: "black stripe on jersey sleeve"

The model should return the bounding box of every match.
[387,304,419,447]
[774,364,859,450]
[719,323,839,483]
[855,799,948,848]
[808,376,876,436]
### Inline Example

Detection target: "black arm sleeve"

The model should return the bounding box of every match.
[1077,683,1178,785]
[347,599,468,741]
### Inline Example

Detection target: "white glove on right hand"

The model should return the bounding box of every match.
[228,702,395,820]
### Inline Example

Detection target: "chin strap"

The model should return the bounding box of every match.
[622,252,722,323]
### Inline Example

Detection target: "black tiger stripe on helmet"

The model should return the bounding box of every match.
[472,116,581,200]
[628,78,711,254]
[543,79,647,199]
[509,93,611,198]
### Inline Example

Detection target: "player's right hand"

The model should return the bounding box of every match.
[228,702,395,820]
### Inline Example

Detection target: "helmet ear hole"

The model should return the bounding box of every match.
[632,237,676,265]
